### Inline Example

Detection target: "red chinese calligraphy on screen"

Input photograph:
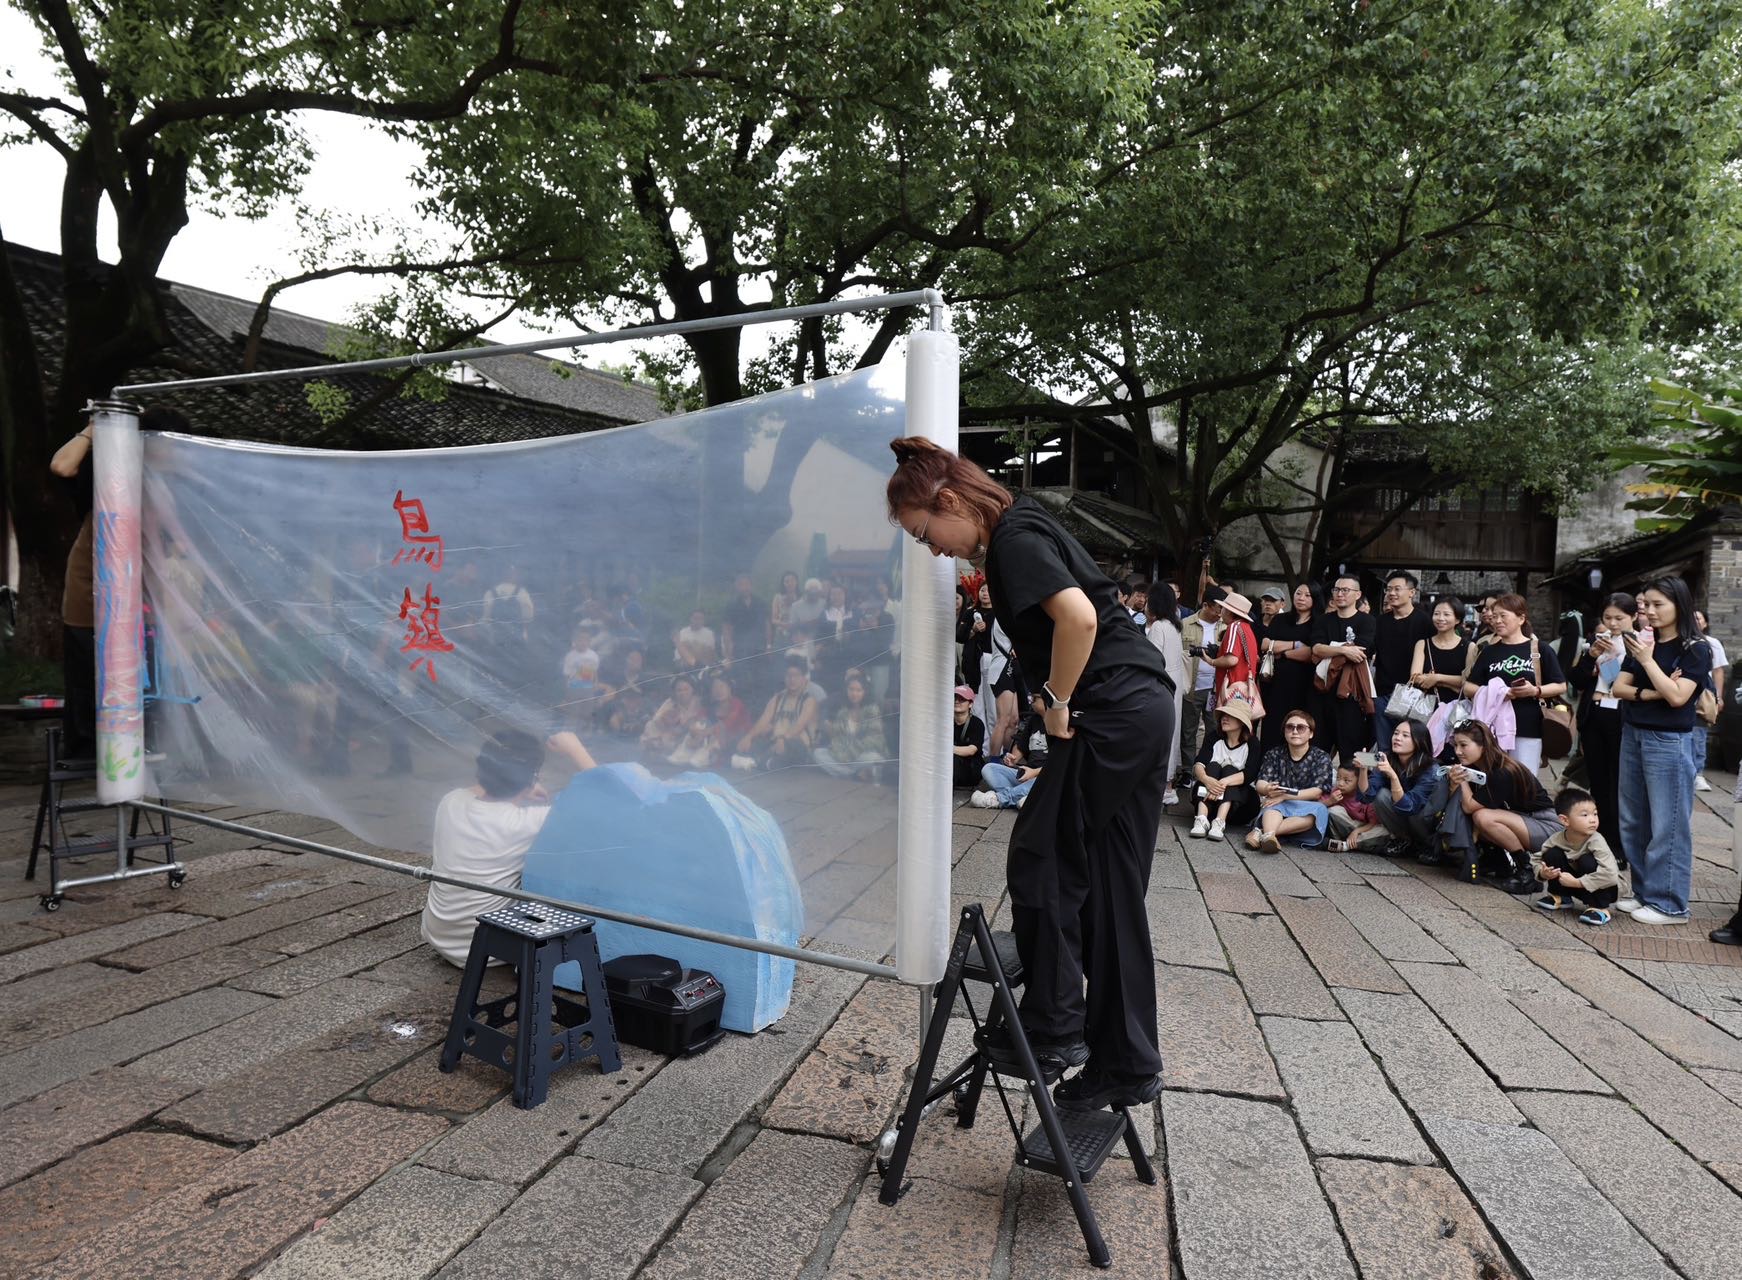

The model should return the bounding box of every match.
[391,490,444,571]
[399,585,455,681]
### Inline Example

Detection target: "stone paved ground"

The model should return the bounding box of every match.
[4,768,1742,1279]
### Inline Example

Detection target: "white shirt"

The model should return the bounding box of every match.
[1194,621,1221,692]
[1208,739,1250,771]
[422,788,551,965]
[675,625,717,659]
[562,647,600,680]
[1707,633,1728,672]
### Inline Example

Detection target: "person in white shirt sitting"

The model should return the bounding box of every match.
[421,729,598,966]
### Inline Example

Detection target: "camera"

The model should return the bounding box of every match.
[1201,643,1219,660]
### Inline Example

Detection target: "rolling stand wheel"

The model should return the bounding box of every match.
[168,870,187,889]
[875,1126,899,1177]
[39,894,62,912]
[953,1079,979,1127]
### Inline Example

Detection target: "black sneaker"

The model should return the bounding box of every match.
[1053,1068,1163,1111]
[1493,871,1539,896]
[975,1023,1089,1074]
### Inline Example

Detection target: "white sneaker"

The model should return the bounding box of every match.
[1164,789,1180,807]
[970,790,1000,809]
[1207,820,1226,841]
[1615,897,1642,913]
[1695,775,1712,792]
[1016,792,1027,808]
[1190,815,1210,837]
[1630,905,1688,926]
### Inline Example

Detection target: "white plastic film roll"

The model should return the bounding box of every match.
[895,328,959,985]
[91,401,146,803]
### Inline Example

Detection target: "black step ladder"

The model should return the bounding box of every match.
[877,903,1155,1269]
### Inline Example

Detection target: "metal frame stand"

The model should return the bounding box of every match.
[876,904,1155,1270]
[26,726,182,911]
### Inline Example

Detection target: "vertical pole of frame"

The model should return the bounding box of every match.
[89,399,147,807]
[894,320,959,989]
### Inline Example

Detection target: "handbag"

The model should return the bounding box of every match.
[1698,686,1720,727]
[1224,622,1266,720]
[1385,682,1437,725]
[1259,648,1276,680]
[1531,636,1574,760]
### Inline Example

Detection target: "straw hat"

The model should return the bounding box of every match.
[1219,591,1254,621]
[1216,699,1255,732]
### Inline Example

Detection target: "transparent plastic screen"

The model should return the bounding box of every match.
[139,362,916,958]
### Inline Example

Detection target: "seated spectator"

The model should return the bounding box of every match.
[952,684,986,787]
[605,683,650,739]
[733,657,821,770]
[422,729,598,965]
[1367,718,1447,859]
[1440,719,1556,893]
[1532,787,1620,926]
[1326,762,1385,852]
[563,623,602,688]
[698,671,752,768]
[674,608,718,669]
[814,672,889,782]
[971,692,1050,809]
[1189,700,1259,841]
[642,674,707,758]
[1246,710,1335,854]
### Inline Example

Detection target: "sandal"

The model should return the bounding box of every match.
[1534,893,1568,914]
[1259,832,1283,856]
[1578,907,1611,927]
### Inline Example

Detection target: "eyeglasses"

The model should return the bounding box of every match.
[910,515,939,551]
[1284,723,1310,732]
[1332,586,1357,595]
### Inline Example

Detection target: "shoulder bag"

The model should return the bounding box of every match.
[1532,635,1575,760]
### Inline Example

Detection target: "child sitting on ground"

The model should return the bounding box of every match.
[1531,787,1620,926]
[1326,761,1385,852]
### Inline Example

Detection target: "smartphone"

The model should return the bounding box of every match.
[1463,768,1488,786]
[1353,750,1380,768]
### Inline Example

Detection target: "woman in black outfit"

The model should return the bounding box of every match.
[889,436,1175,1112]
[1259,582,1322,760]
[1566,593,1636,868]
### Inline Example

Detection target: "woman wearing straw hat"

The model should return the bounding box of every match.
[1211,590,1264,728]
[1189,700,1260,841]
[887,435,1175,1113]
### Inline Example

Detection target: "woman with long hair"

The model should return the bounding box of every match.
[1262,582,1322,759]
[1610,576,1711,925]
[1145,581,1188,806]
[1441,719,1556,891]
[1462,593,1567,772]
[888,435,1174,1112]
[1566,592,1636,867]
[1367,717,1448,858]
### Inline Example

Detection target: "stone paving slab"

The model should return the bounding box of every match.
[1515,1090,1742,1280]
[1696,1066,1742,1106]
[0,1066,195,1188]
[641,1130,867,1280]
[1157,964,1284,1099]
[1213,911,1342,1020]
[1525,946,1742,1071]
[248,883,427,956]
[1147,887,1228,971]
[0,983,271,1108]
[367,1045,509,1115]
[1011,1167,1171,1277]
[1183,836,1253,877]
[824,1176,1004,1280]
[0,1129,236,1276]
[255,1164,515,1280]
[228,915,426,996]
[1196,869,1272,915]
[1335,989,1523,1126]
[1273,895,1409,993]
[1285,847,1365,884]
[0,942,268,1039]
[1237,846,1321,898]
[1511,994,1742,1164]
[0,910,204,983]
[0,918,53,953]
[39,1101,450,1280]
[1260,1016,1433,1163]
[1152,839,1195,890]
[1369,876,1583,1000]
[1318,881,1455,963]
[105,883,393,968]
[1421,1114,1676,1280]
[127,975,409,1089]
[438,1155,701,1280]
[764,965,914,1142]
[1393,961,1610,1093]
[1316,1158,1517,1280]
[0,958,124,1015]
[419,1042,665,1186]
[1163,1091,1356,1280]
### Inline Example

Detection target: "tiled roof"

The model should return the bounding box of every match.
[9,242,659,449]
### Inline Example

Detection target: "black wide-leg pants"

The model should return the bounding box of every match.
[1005,667,1173,1079]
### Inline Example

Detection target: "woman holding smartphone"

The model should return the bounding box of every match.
[1566,593,1637,867]
[1440,720,1556,891]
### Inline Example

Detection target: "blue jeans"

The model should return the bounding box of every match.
[1618,724,1696,918]
[1690,724,1710,773]
[981,761,1036,807]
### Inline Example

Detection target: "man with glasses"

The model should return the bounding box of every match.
[1311,575,1378,765]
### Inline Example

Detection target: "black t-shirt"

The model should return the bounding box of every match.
[953,714,985,754]
[1621,633,1713,732]
[1425,636,1471,703]
[1311,610,1377,655]
[1467,640,1564,738]
[983,496,1170,698]
[1473,765,1553,814]
[1373,607,1434,695]
[723,594,764,650]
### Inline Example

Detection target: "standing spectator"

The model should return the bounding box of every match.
[1180,590,1224,764]
[1611,576,1711,925]
[1462,593,1565,773]
[770,571,800,647]
[1245,710,1335,854]
[1311,574,1378,765]
[822,584,852,640]
[1212,591,1262,724]
[1692,609,1727,791]
[1261,583,1322,760]
[1146,582,1187,806]
[952,684,986,788]
[1566,594,1636,867]
[674,608,718,669]
[789,578,828,632]
[1257,587,1286,633]
[1119,579,1148,627]
[1409,597,1470,712]
[1372,571,1434,746]
[721,574,765,662]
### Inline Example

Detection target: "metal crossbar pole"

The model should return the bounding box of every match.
[113,289,947,396]
[131,801,898,981]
